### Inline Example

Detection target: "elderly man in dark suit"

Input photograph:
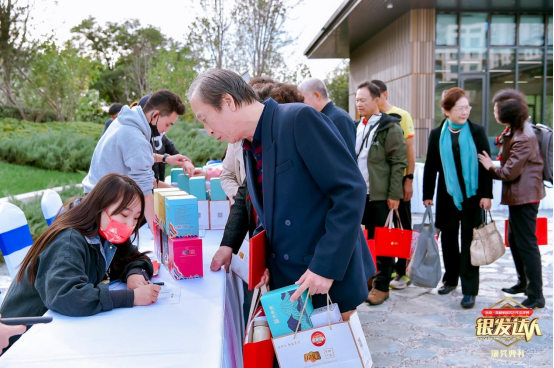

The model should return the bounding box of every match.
[299,78,357,159]
[188,69,375,317]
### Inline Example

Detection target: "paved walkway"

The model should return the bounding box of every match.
[358,210,553,367]
[0,211,551,367]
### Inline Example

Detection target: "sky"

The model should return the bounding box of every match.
[30,0,346,79]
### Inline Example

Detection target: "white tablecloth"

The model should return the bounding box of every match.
[410,162,553,213]
[0,228,244,368]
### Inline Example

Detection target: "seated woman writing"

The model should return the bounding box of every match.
[0,173,161,344]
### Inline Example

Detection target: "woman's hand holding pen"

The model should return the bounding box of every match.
[127,274,149,290]
[133,284,161,306]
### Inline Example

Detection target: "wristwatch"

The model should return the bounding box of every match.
[162,153,169,163]
[404,174,414,180]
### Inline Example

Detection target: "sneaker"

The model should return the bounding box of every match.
[390,275,410,290]
[366,288,389,305]
[390,272,397,280]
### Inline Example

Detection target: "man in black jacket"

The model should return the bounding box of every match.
[299,78,357,159]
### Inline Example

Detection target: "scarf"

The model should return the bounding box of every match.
[439,119,478,211]
[494,126,511,161]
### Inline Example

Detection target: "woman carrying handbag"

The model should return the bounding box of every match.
[423,87,493,309]
[478,89,546,309]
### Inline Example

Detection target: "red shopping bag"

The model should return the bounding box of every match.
[244,288,274,368]
[504,218,548,246]
[374,210,412,259]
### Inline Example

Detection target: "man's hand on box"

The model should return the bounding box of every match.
[290,269,333,302]
[210,246,233,272]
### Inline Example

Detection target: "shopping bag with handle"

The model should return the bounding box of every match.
[374,209,412,259]
[504,217,548,246]
[244,286,274,368]
[470,210,505,266]
[407,206,441,288]
[272,292,373,368]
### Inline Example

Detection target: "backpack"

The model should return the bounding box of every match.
[531,123,553,184]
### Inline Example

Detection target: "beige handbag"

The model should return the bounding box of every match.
[470,211,505,266]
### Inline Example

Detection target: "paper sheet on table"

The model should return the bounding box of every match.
[109,282,181,304]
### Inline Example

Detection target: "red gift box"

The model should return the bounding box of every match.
[374,210,412,259]
[505,217,548,246]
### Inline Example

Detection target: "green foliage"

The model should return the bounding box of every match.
[165,121,227,166]
[0,162,86,197]
[0,120,103,172]
[325,61,350,112]
[8,185,85,241]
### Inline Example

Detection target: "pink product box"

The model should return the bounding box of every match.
[153,222,162,264]
[168,237,203,280]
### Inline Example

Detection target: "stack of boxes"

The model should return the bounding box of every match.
[152,169,231,279]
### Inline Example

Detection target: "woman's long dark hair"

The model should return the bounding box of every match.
[17,173,148,285]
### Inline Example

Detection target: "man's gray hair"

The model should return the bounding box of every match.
[299,78,329,99]
[187,69,258,111]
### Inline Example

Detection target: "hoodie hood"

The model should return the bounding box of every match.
[376,112,401,132]
[116,105,151,141]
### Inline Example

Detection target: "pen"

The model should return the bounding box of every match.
[141,269,152,284]
[153,282,165,286]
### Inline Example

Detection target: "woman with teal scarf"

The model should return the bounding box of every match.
[423,88,493,309]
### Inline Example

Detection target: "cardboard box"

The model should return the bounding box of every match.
[153,188,182,226]
[210,177,227,200]
[168,237,203,279]
[189,176,207,200]
[230,238,250,283]
[260,285,314,338]
[209,200,230,230]
[177,174,190,192]
[165,195,199,238]
[198,200,210,230]
[273,312,373,368]
[161,230,169,268]
[153,221,163,263]
[156,190,185,229]
[310,303,343,328]
[170,168,183,184]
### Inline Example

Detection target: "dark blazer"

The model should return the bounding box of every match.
[244,99,375,312]
[221,180,255,251]
[321,101,357,159]
[423,119,493,229]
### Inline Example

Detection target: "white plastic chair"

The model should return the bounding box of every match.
[41,189,63,226]
[0,202,33,278]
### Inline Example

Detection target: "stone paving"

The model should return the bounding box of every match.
[358,210,553,368]
[0,211,551,367]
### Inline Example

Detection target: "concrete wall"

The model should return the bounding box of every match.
[349,9,435,157]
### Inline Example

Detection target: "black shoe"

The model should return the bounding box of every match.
[461,295,476,309]
[438,285,457,295]
[521,298,545,309]
[502,284,527,295]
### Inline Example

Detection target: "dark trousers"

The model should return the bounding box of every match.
[362,197,394,292]
[394,199,412,276]
[440,197,482,296]
[508,202,544,303]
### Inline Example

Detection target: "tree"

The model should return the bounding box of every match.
[187,0,232,69]
[0,0,36,119]
[325,60,349,111]
[232,0,295,77]
[278,61,311,85]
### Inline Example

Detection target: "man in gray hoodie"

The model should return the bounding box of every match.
[83,90,186,231]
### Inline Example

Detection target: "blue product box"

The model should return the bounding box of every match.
[165,195,199,238]
[260,284,314,338]
[210,177,227,201]
[177,174,190,193]
[189,176,207,200]
[170,168,183,184]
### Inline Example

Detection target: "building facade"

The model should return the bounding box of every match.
[305,0,552,157]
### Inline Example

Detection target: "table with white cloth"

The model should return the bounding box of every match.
[0,227,245,368]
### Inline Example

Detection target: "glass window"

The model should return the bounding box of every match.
[519,15,544,46]
[491,15,516,45]
[435,49,458,127]
[488,49,516,155]
[518,49,544,124]
[459,13,487,72]
[436,14,458,46]
[548,15,553,46]
[545,50,552,128]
